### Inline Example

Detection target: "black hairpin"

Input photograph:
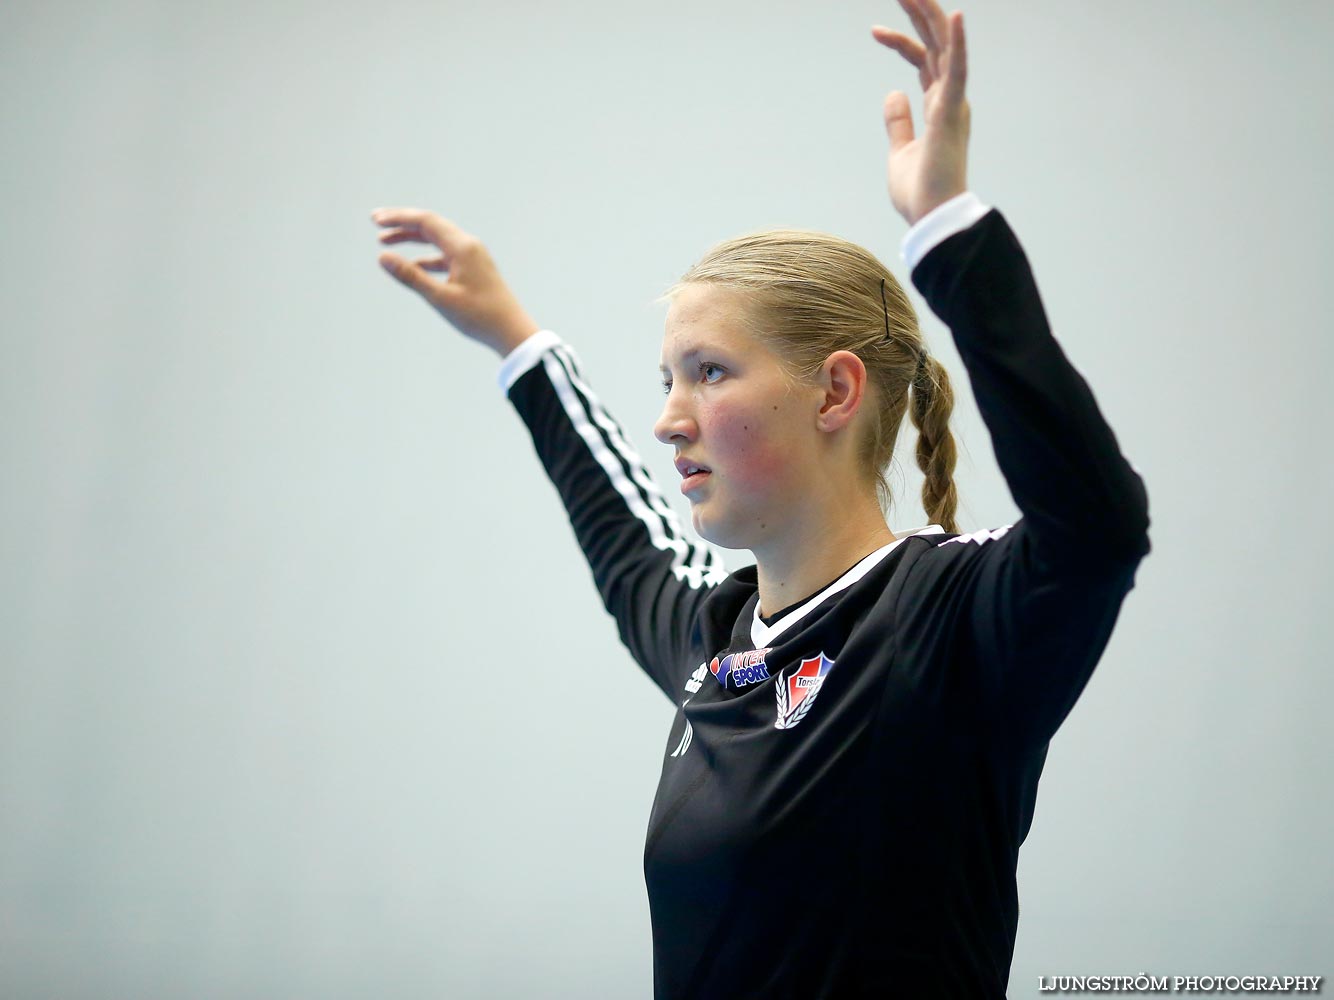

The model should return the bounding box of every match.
[881,277,929,381]
[880,276,893,342]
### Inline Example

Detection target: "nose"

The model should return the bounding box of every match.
[654,386,698,446]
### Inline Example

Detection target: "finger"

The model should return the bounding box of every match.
[420,256,449,272]
[870,26,927,72]
[371,213,448,242]
[941,11,968,105]
[872,27,933,91]
[378,251,441,298]
[915,0,952,61]
[883,90,915,154]
[370,208,466,252]
[896,0,940,80]
[377,228,444,248]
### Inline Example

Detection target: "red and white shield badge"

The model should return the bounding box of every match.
[774,652,836,730]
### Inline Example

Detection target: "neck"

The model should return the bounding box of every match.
[751,492,897,620]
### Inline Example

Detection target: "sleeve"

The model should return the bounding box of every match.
[905,208,1152,749]
[499,330,728,701]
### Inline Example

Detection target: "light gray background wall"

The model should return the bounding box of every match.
[2,1,1330,997]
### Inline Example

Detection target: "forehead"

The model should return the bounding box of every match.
[660,284,761,364]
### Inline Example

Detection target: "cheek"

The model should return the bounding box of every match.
[703,399,791,491]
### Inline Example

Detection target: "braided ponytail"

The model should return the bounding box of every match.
[908,353,959,533]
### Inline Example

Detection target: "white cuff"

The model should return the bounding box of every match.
[497,329,563,394]
[899,192,992,272]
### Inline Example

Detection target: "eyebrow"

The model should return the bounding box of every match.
[658,345,708,375]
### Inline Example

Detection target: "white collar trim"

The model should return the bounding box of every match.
[749,525,945,648]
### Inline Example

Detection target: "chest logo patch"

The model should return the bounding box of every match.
[774,652,836,729]
[708,647,773,689]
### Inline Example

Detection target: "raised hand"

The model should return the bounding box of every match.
[870,0,969,227]
[372,207,540,357]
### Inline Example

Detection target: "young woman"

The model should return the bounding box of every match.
[371,1,1150,995]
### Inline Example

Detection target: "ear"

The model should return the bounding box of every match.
[814,350,868,434]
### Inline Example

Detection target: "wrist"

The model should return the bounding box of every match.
[899,191,991,271]
[908,182,967,228]
[497,329,563,394]
[489,315,542,359]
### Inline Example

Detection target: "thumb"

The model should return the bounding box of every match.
[883,91,914,153]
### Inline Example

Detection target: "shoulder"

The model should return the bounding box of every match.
[899,517,1144,607]
[891,523,1022,599]
[921,524,1016,552]
[897,523,1017,560]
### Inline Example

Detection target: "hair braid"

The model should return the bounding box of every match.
[909,354,960,533]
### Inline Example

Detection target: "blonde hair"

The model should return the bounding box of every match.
[655,227,959,533]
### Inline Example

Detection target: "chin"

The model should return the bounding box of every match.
[690,504,759,552]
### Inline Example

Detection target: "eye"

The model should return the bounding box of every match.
[699,362,724,384]
[661,363,724,393]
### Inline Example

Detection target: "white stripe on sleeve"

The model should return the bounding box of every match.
[542,346,727,589]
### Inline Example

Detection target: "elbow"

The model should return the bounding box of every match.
[1110,466,1151,560]
[1075,461,1151,564]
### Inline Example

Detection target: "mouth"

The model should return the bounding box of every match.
[675,457,712,495]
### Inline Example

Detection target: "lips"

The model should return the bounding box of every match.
[675,456,711,496]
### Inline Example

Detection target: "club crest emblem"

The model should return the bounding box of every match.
[774,652,836,729]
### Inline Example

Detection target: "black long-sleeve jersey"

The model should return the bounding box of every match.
[500,209,1150,998]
